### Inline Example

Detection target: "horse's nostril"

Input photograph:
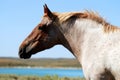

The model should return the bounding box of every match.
[19,47,26,58]
[19,48,22,54]
[19,48,25,58]
[19,48,24,54]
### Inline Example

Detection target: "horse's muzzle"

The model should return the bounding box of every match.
[19,47,32,59]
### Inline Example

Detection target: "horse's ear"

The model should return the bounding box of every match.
[43,4,54,19]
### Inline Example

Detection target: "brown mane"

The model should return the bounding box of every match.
[53,10,119,33]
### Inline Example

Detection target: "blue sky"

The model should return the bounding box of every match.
[0,0,120,58]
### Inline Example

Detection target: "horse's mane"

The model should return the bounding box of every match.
[53,10,118,33]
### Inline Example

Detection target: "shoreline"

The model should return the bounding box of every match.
[0,66,82,69]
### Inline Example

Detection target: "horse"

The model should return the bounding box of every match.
[19,4,120,80]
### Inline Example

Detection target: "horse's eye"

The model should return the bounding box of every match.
[38,25,47,31]
[39,26,44,30]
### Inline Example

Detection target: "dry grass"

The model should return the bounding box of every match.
[0,58,81,68]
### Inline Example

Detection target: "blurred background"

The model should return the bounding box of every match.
[0,0,120,58]
[0,1,120,80]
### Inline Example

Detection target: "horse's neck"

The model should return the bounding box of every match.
[60,19,104,61]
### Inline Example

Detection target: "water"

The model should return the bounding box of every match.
[0,67,84,77]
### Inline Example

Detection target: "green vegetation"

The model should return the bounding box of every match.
[0,74,85,80]
[0,58,81,68]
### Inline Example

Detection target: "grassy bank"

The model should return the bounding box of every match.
[0,74,85,80]
[0,58,81,68]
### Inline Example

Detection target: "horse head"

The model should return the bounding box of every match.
[19,4,61,59]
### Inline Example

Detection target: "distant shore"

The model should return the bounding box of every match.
[0,66,82,69]
[0,57,81,68]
